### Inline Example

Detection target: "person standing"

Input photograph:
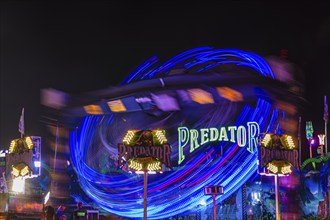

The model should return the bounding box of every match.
[73,202,87,220]
[55,205,66,220]
[44,205,55,220]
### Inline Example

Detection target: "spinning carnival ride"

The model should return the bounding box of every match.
[66,47,301,219]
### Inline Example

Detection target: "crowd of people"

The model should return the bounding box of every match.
[44,201,87,220]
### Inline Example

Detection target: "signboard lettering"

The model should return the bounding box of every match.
[178,121,260,164]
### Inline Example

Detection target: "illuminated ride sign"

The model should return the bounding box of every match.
[5,136,42,178]
[6,137,34,178]
[259,133,298,175]
[178,121,260,164]
[118,129,172,171]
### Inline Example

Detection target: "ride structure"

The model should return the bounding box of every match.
[54,47,303,219]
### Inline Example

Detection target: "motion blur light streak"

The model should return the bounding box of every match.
[69,47,286,219]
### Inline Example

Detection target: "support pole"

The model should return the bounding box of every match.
[325,95,328,154]
[325,119,328,154]
[275,174,281,220]
[144,171,148,220]
[212,194,216,220]
[54,122,59,174]
[298,116,301,167]
[204,186,223,220]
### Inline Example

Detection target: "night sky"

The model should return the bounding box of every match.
[0,1,329,160]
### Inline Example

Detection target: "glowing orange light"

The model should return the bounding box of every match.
[188,89,214,104]
[217,87,243,102]
[107,100,126,112]
[83,105,103,114]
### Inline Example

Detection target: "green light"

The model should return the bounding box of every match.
[306,121,313,140]
[77,212,86,217]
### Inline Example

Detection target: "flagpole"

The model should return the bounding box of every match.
[54,121,59,174]
[326,119,328,154]
[298,116,302,167]
[324,96,328,154]
[18,108,25,138]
